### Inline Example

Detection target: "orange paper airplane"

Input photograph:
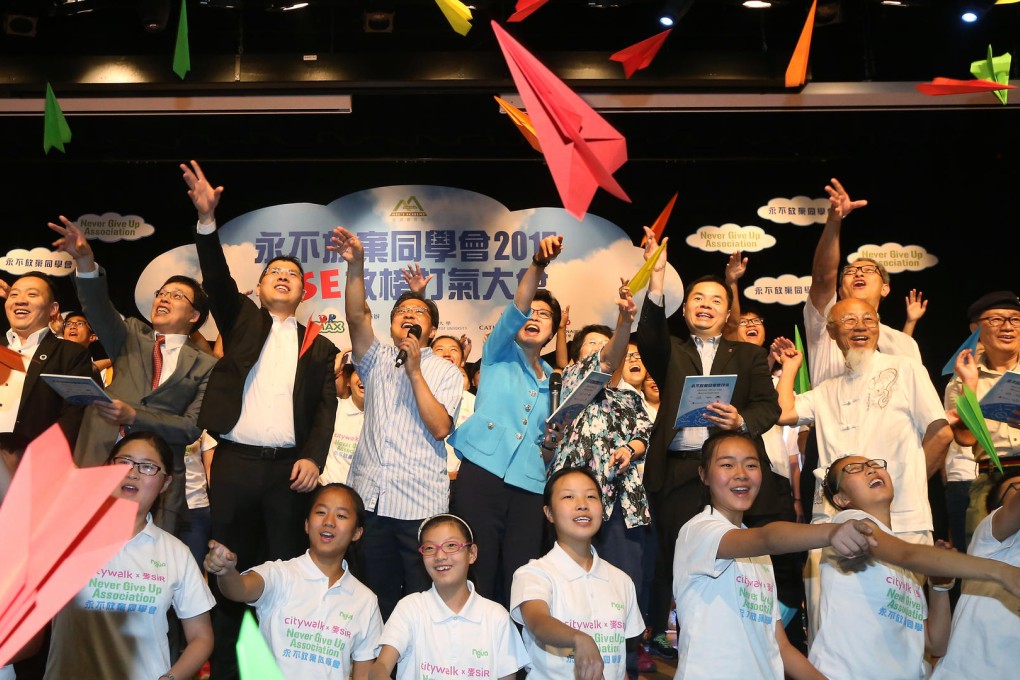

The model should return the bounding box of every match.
[0,425,136,667]
[508,0,551,22]
[640,192,679,247]
[495,96,543,152]
[785,0,817,88]
[610,29,672,79]
[916,77,1016,96]
[491,21,631,220]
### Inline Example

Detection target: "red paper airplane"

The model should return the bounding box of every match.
[785,0,817,87]
[610,29,672,79]
[0,425,135,666]
[508,0,551,22]
[491,21,631,220]
[0,346,26,386]
[915,77,1016,96]
[299,316,322,359]
[640,192,679,247]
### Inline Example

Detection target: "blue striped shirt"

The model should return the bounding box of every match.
[349,338,464,520]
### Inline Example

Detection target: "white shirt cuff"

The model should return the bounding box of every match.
[647,291,664,307]
[75,264,100,279]
[196,219,217,235]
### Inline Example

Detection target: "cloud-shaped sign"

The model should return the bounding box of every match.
[686,224,776,253]
[743,275,813,306]
[846,243,939,273]
[0,247,76,277]
[756,197,830,226]
[77,212,155,243]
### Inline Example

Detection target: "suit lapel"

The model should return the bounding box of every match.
[680,340,704,374]
[711,338,737,374]
[293,321,309,407]
[19,332,57,410]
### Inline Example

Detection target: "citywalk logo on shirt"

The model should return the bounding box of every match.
[84,567,167,615]
[282,614,355,670]
[562,612,626,667]
[736,574,775,626]
[878,576,925,632]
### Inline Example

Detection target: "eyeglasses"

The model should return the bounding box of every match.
[154,289,195,306]
[393,306,429,318]
[418,540,473,557]
[624,351,642,361]
[529,308,553,321]
[263,266,302,280]
[64,320,90,329]
[830,313,880,330]
[738,317,765,327]
[842,265,881,277]
[830,458,887,492]
[980,316,1020,329]
[111,456,166,477]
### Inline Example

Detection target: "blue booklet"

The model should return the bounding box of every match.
[979,371,1020,422]
[674,374,737,428]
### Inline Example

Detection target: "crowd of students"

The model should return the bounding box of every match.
[1,166,1019,680]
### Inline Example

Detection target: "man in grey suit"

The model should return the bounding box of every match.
[50,215,218,533]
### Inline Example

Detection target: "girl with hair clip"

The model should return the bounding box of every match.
[511,467,645,680]
[44,431,215,680]
[673,431,877,680]
[205,483,382,679]
[370,514,528,680]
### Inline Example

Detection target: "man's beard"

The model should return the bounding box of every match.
[844,347,876,373]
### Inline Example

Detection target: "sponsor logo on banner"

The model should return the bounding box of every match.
[77,212,155,242]
[756,197,830,226]
[389,196,427,221]
[0,247,75,276]
[685,224,776,253]
[847,243,938,273]
[743,275,813,306]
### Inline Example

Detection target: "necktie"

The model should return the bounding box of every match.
[151,335,166,389]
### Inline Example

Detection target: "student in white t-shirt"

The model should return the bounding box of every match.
[511,467,645,680]
[320,364,365,485]
[370,514,528,680]
[673,432,877,680]
[44,431,215,680]
[205,483,382,679]
[931,468,1020,679]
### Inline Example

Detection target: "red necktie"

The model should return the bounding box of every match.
[151,335,166,389]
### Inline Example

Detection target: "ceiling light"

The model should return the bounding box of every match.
[743,1,772,7]
[267,0,309,10]
[961,11,978,21]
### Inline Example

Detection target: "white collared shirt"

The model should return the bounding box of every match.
[0,326,48,432]
[379,582,528,680]
[224,312,298,447]
[320,398,365,485]
[153,332,189,388]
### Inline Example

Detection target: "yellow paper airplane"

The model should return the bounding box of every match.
[435,0,472,36]
[629,237,668,294]
[494,96,542,152]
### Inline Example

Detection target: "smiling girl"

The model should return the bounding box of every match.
[44,431,215,680]
[205,483,382,679]
[370,514,528,680]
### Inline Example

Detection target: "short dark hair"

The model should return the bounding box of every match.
[162,275,209,333]
[390,291,440,328]
[543,465,601,506]
[63,311,90,326]
[430,335,463,350]
[987,467,1020,515]
[14,271,58,303]
[569,324,612,362]
[307,483,367,528]
[683,275,733,310]
[700,431,767,472]
[106,430,174,473]
[259,256,305,282]
[533,289,562,332]
[821,455,854,508]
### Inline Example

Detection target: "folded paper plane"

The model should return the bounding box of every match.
[785,0,817,88]
[610,29,672,79]
[495,96,543,152]
[299,316,322,360]
[628,238,668,294]
[640,192,678,246]
[508,0,552,22]
[0,425,135,667]
[916,77,1015,96]
[940,327,981,377]
[43,83,72,155]
[435,0,473,36]
[238,610,284,680]
[956,386,1003,474]
[491,21,631,220]
[971,45,1012,105]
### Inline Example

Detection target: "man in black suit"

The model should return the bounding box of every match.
[635,229,780,659]
[1,272,92,445]
[181,160,339,678]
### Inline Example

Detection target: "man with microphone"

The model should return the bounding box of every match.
[330,226,464,619]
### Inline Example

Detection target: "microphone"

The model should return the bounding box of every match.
[549,371,562,413]
[395,324,423,368]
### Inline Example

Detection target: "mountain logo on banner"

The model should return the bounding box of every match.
[390,196,427,219]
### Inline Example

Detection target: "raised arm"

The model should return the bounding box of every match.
[635,228,671,387]
[774,339,802,426]
[329,226,376,360]
[902,289,927,338]
[554,304,569,370]
[514,234,563,315]
[717,520,874,561]
[808,178,868,315]
[599,283,638,374]
[922,419,953,480]
[723,250,747,337]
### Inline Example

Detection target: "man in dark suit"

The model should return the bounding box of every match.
[0,272,92,445]
[49,215,218,534]
[181,160,339,679]
[635,228,780,658]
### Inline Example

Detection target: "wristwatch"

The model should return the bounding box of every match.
[623,442,637,457]
[736,416,748,434]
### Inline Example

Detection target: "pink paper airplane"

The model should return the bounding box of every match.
[491,21,631,220]
[610,29,673,79]
[916,77,1016,96]
[508,0,551,22]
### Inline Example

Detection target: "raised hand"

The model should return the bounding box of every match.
[458,334,472,364]
[825,178,868,220]
[642,226,667,271]
[954,349,979,391]
[905,289,928,322]
[180,160,224,223]
[400,262,434,295]
[725,250,748,285]
[327,226,364,265]
[535,234,564,265]
[617,280,637,323]
[48,215,95,265]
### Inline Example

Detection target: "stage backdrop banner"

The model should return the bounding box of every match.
[136,185,684,350]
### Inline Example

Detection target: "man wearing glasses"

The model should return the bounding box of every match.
[50,215,216,535]
[947,292,1020,530]
[182,161,340,679]
[330,225,464,620]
